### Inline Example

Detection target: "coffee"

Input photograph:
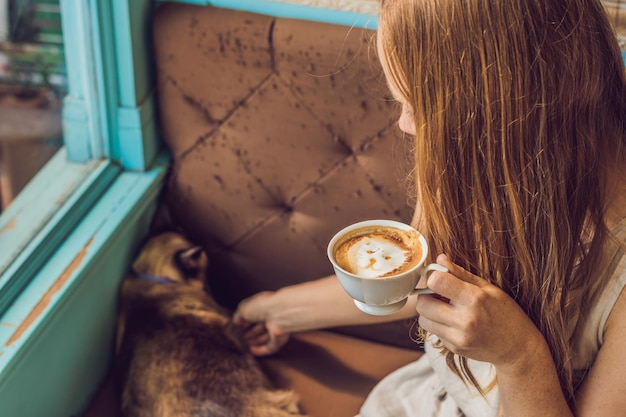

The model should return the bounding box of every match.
[332,225,422,278]
[329,220,446,315]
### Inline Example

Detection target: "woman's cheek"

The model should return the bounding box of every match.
[398,105,416,135]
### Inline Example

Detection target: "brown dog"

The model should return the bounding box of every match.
[115,232,306,417]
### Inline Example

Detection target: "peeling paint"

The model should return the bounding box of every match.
[4,238,94,347]
[0,218,17,236]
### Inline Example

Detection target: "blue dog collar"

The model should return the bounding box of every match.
[134,272,177,284]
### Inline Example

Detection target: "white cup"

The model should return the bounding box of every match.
[327,219,448,316]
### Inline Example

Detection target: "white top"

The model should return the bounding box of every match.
[360,218,626,417]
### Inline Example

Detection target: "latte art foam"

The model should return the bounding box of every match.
[333,226,422,278]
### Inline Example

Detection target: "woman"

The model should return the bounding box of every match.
[234,0,626,415]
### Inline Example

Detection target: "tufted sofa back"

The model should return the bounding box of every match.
[153,3,417,348]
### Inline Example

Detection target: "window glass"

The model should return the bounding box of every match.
[0,0,65,212]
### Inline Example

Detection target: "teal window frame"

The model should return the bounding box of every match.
[0,2,378,416]
[0,0,167,415]
[0,0,163,312]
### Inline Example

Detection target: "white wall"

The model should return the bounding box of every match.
[273,0,379,15]
[0,0,8,41]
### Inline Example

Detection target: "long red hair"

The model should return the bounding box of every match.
[379,0,626,402]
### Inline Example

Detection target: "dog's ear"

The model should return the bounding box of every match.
[175,246,207,278]
[148,203,177,236]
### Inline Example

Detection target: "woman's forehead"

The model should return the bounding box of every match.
[376,28,408,104]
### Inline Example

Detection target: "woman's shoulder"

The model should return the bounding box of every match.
[574,254,626,415]
[606,176,626,237]
[595,214,626,341]
[597,211,626,310]
[569,211,626,375]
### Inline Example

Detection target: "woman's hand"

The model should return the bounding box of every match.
[416,254,545,370]
[233,291,290,356]
[233,272,421,357]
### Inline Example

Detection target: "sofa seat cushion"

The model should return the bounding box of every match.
[260,331,422,417]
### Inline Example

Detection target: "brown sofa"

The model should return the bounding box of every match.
[84,4,423,417]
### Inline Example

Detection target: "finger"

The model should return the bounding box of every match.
[232,311,245,325]
[418,310,454,341]
[426,268,477,305]
[248,332,270,347]
[417,303,467,350]
[418,312,474,357]
[416,293,457,328]
[249,344,277,357]
[243,323,267,339]
[416,323,463,356]
[233,308,253,325]
[436,254,487,287]
[248,334,287,357]
[232,292,272,324]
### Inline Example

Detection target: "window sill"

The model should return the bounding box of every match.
[0,148,120,316]
[0,152,169,417]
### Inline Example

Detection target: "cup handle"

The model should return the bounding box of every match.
[410,263,448,296]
